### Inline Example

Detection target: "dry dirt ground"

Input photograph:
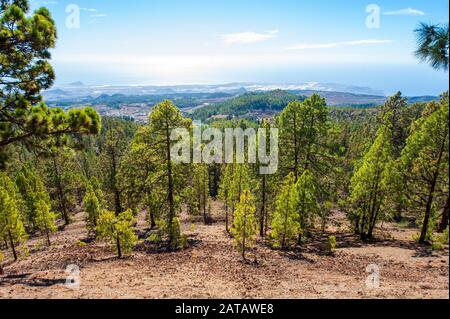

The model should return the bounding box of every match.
[1,201,448,299]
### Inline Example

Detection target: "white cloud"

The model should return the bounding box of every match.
[382,8,425,16]
[90,13,108,18]
[222,30,278,45]
[286,39,393,50]
[79,8,107,18]
[80,8,98,12]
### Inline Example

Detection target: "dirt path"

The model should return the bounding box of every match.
[1,202,448,299]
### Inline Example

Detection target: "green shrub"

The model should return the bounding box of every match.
[77,241,87,247]
[327,235,337,255]
[432,242,444,251]
[437,228,449,245]
[97,209,138,258]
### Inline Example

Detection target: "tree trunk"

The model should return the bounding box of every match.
[8,231,17,262]
[225,202,229,234]
[52,155,69,225]
[166,125,175,248]
[260,176,266,237]
[149,209,156,229]
[111,148,123,216]
[203,169,208,224]
[264,204,269,236]
[116,236,122,259]
[293,113,299,181]
[354,215,360,235]
[114,188,122,216]
[213,165,220,198]
[46,229,51,247]
[366,179,380,239]
[420,191,434,243]
[225,198,229,233]
[393,202,403,223]
[368,200,382,239]
[297,193,306,245]
[303,112,316,172]
[242,213,246,261]
[420,134,445,243]
[438,196,449,233]
[282,200,289,250]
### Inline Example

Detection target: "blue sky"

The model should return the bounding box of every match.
[30,0,449,95]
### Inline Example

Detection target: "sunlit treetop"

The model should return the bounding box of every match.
[0,0,100,167]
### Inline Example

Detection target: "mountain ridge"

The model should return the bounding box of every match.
[44,82,387,101]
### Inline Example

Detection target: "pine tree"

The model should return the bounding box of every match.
[228,164,252,227]
[400,96,449,243]
[88,176,105,208]
[379,92,409,157]
[96,209,137,258]
[118,127,160,228]
[414,22,449,71]
[0,0,101,166]
[192,163,211,224]
[294,170,319,244]
[278,100,302,179]
[278,94,331,180]
[122,100,191,249]
[84,185,101,234]
[218,164,233,233]
[231,190,257,260]
[148,100,191,249]
[45,149,80,225]
[256,119,276,237]
[34,199,57,246]
[145,192,162,229]
[271,173,300,249]
[0,172,27,261]
[99,119,128,216]
[348,122,394,240]
[15,165,51,232]
[379,93,412,222]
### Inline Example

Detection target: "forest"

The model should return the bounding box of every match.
[0,0,449,299]
[191,90,303,121]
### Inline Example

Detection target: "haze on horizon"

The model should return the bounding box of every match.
[31,0,449,96]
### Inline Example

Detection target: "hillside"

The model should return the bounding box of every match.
[190,90,304,121]
[1,202,448,299]
[190,90,438,122]
[47,92,234,110]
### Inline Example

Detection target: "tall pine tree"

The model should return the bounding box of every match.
[271,173,300,249]
[348,119,394,240]
[294,170,319,244]
[0,0,100,167]
[34,199,57,246]
[0,172,27,261]
[400,96,449,243]
[231,190,257,260]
